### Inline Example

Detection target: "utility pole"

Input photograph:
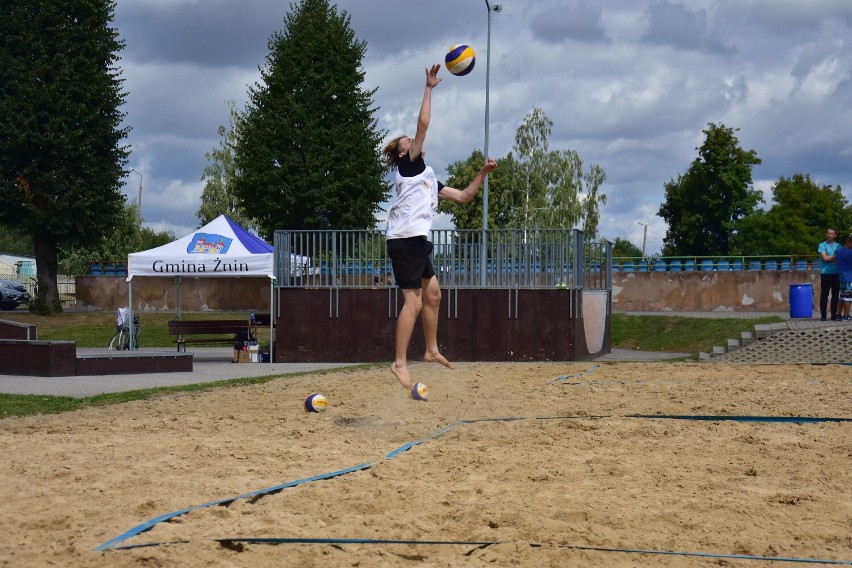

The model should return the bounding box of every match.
[130,168,143,219]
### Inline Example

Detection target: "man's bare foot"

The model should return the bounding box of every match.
[390,363,413,389]
[424,351,454,369]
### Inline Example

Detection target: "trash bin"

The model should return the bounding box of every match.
[789,283,813,318]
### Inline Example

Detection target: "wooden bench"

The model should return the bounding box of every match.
[168,319,252,352]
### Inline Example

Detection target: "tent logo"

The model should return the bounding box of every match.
[187,233,232,255]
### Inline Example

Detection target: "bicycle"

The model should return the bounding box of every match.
[108,308,140,351]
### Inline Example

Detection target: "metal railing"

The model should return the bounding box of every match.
[614,255,820,272]
[274,229,612,291]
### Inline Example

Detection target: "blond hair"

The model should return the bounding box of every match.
[382,135,406,168]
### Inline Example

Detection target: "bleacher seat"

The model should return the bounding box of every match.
[780,260,791,270]
[700,259,715,271]
[637,261,649,272]
[732,260,743,271]
[668,260,682,272]
[621,261,635,272]
[653,260,667,271]
[716,259,730,271]
[764,260,778,270]
[748,260,762,270]
[683,259,695,271]
[794,260,809,270]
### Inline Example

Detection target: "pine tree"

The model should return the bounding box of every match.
[234,0,388,238]
[0,0,129,313]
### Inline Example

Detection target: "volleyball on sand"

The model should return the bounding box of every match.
[304,393,328,413]
[411,383,429,401]
[445,44,476,76]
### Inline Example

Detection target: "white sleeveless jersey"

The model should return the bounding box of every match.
[386,165,439,239]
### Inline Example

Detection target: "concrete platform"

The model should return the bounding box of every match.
[0,347,357,398]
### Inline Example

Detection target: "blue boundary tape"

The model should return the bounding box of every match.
[94,367,852,562]
[95,415,594,552]
[97,412,852,552]
[94,463,373,552]
[549,364,600,384]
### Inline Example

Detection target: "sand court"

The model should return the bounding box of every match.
[0,361,850,567]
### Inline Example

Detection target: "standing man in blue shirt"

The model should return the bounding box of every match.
[834,235,852,321]
[818,228,840,321]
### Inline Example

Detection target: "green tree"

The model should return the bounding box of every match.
[0,0,129,313]
[659,123,762,256]
[197,100,256,230]
[234,0,388,239]
[59,201,176,275]
[0,225,34,257]
[439,107,606,235]
[438,150,519,230]
[612,237,643,258]
[733,174,851,255]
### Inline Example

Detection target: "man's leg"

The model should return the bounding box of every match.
[820,274,830,320]
[830,275,840,319]
[391,288,422,389]
[420,275,453,369]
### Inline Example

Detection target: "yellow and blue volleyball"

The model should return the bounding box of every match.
[445,44,476,76]
[304,393,328,413]
[411,382,429,401]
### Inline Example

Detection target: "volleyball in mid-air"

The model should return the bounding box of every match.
[411,382,429,401]
[304,393,328,413]
[445,44,476,76]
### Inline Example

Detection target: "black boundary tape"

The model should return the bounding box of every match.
[627,415,852,423]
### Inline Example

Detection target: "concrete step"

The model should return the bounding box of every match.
[754,322,788,339]
[698,351,712,361]
[712,345,727,355]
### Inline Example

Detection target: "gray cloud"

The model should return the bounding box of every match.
[105,0,851,251]
[530,3,607,44]
[641,1,734,55]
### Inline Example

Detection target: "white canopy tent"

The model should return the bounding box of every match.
[125,215,275,362]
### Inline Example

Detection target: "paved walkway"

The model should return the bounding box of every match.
[0,347,356,398]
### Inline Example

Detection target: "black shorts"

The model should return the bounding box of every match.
[387,236,435,289]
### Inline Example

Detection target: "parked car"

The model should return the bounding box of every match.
[0,279,31,310]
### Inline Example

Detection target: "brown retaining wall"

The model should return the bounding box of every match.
[273,288,603,363]
[77,271,819,313]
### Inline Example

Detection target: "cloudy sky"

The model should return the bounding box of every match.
[113,0,852,254]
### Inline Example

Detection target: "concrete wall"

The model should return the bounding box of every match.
[76,270,820,313]
[612,270,818,312]
[75,276,273,312]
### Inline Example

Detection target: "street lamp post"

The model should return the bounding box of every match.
[130,168,143,219]
[481,1,501,286]
[638,222,648,258]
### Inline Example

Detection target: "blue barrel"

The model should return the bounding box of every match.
[789,283,813,318]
